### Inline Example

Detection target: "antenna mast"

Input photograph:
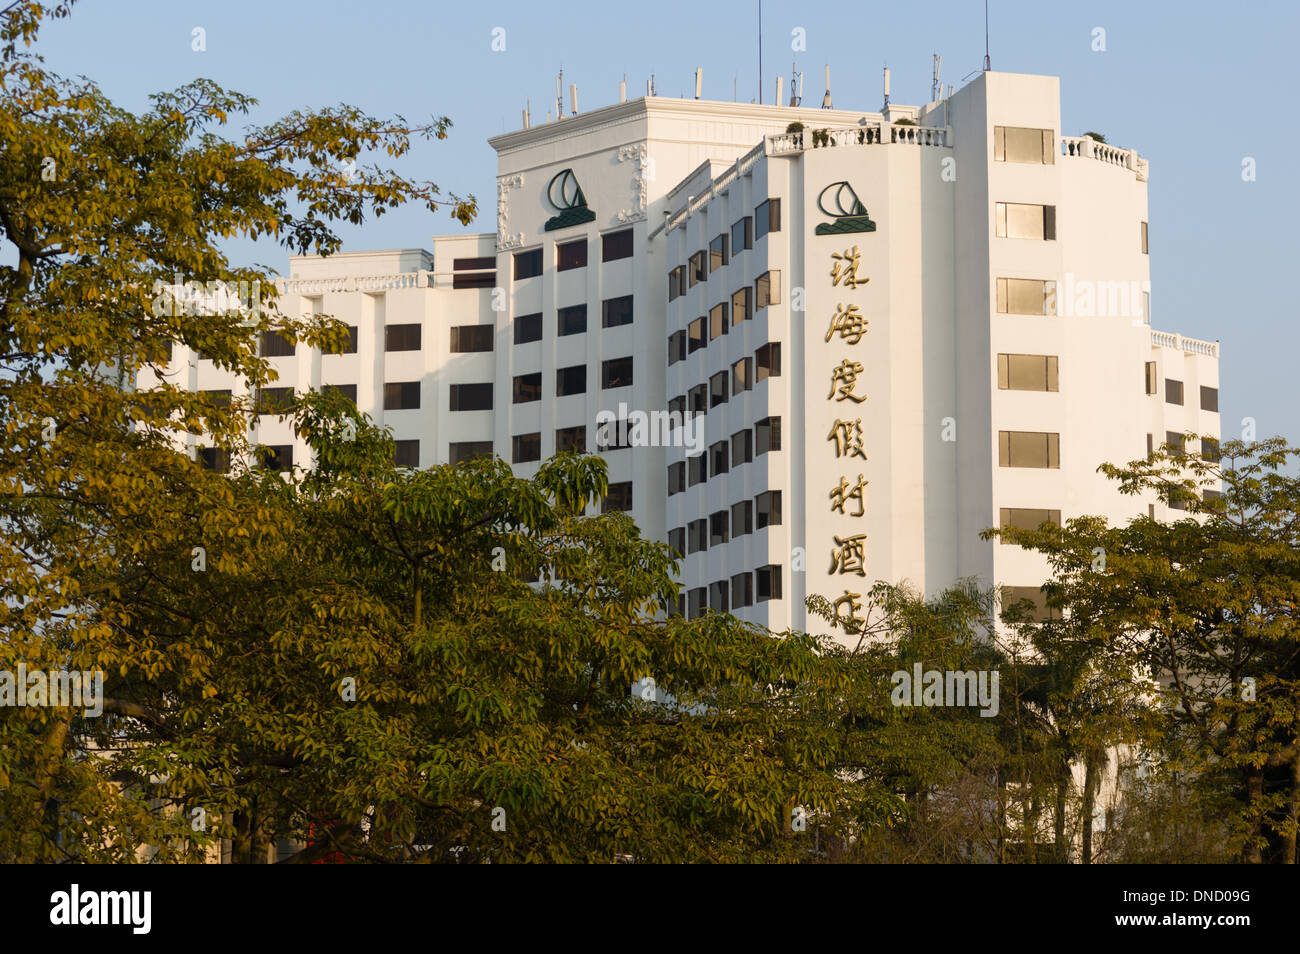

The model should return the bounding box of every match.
[758,0,763,104]
[983,0,991,71]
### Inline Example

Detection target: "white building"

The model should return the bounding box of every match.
[149,70,1220,640]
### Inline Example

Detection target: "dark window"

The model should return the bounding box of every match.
[1200,386,1218,412]
[394,439,420,467]
[513,372,542,404]
[709,233,728,272]
[755,416,781,455]
[710,439,729,477]
[384,381,421,411]
[558,304,587,336]
[556,425,585,453]
[998,431,1061,468]
[755,199,781,239]
[668,266,686,301]
[710,580,729,613]
[688,453,707,486]
[731,500,753,536]
[324,383,357,405]
[602,481,633,513]
[255,387,294,416]
[731,430,753,465]
[1147,433,1154,456]
[709,302,729,339]
[1166,379,1184,406]
[324,325,358,355]
[1001,585,1057,622]
[1202,437,1221,461]
[447,383,491,411]
[602,295,634,328]
[602,229,634,261]
[514,248,543,280]
[688,519,708,554]
[513,432,541,463]
[1141,221,1148,255]
[260,331,295,357]
[732,357,752,395]
[755,490,782,529]
[731,216,753,253]
[998,508,1060,538]
[668,331,686,365]
[197,447,230,473]
[450,325,493,353]
[449,441,492,465]
[688,251,707,286]
[453,257,496,289]
[756,342,781,381]
[454,256,495,271]
[731,572,753,608]
[755,564,782,601]
[668,528,686,557]
[556,365,587,397]
[557,238,588,271]
[732,287,752,324]
[1145,361,1158,395]
[688,317,706,353]
[199,389,232,408]
[709,510,729,546]
[668,395,686,421]
[667,461,686,495]
[688,587,706,619]
[1166,431,1186,455]
[755,271,781,310]
[602,356,633,390]
[1203,489,1223,502]
[514,312,543,344]
[688,385,708,415]
[709,371,728,408]
[385,324,422,352]
[260,444,294,472]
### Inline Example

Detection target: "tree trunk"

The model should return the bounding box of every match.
[1283,749,1300,865]
[1242,768,1265,864]
[1054,759,1071,864]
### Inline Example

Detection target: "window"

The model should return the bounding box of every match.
[998,508,1061,541]
[602,481,633,513]
[557,238,588,271]
[260,444,293,472]
[709,233,728,272]
[709,302,729,339]
[452,256,496,289]
[668,395,686,421]
[731,216,753,253]
[514,248,543,280]
[1001,585,1056,622]
[731,429,753,466]
[709,371,728,408]
[1165,431,1186,455]
[197,447,230,473]
[513,432,541,463]
[731,501,753,536]
[756,343,781,381]
[450,325,493,352]
[514,312,543,344]
[731,287,752,324]
[513,372,542,403]
[556,365,586,397]
[688,251,707,286]
[447,383,491,411]
[324,383,357,405]
[688,317,706,353]
[199,388,232,408]
[385,323,422,352]
[731,572,753,608]
[602,356,633,389]
[602,229,633,262]
[997,354,1059,391]
[1202,437,1221,461]
[755,199,781,239]
[1146,433,1154,456]
[255,386,294,416]
[709,580,729,613]
[688,453,707,487]
[688,587,707,619]
[558,304,587,336]
[667,461,686,495]
[449,441,492,465]
[668,331,686,365]
[602,295,634,328]
[688,384,707,414]
[996,277,1056,316]
[710,440,729,477]
[394,440,420,467]
[555,425,585,453]
[755,564,782,601]
[1203,489,1223,502]
[324,325,358,355]
[668,528,686,557]
[755,416,781,455]
[260,331,295,357]
[1165,379,1184,406]
[732,357,752,395]
[668,266,686,301]
[1145,361,1158,395]
[755,270,781,310]
[385,381,421,410]
[688,519,708,554]
[710,511,729,547]
[755,491,782,529]
[998,431,1060,468]
[1200,386,1218,412]
[1141,221,1148,255]
[995,202,1056,241]
[993,125,1054,164]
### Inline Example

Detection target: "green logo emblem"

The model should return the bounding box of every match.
[544,169,596,231]
[815,181,876,234]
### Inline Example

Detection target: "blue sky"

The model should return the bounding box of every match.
[31,0,1300,446]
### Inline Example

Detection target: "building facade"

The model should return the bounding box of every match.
[149,70,1220,641]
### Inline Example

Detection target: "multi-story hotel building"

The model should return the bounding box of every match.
[148,70,1220,641]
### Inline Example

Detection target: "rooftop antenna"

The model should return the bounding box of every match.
[523,99,530,129]
[734,74,738,102]
[556,69,564,118]
[776,74,782,106]
[788,60,801,106]
[883,66,891,108]
[931,54,942,101]
[695,67,702,99]
[619,74,626,103]
[757,0,763,104]
[569,83,578,115]
[822,64,832,108]
[983,0,991,71]
[650,73,656,96]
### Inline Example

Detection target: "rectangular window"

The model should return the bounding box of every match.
[668,265,686,301]
[688,453,707,487]
[709,233,728,272]
[260,331,295,357]
[688,384,707,415]
[755,270,781,310]
[731,430,753,465]
[557,238,588,271]
[452,257,496,289]
[709,302,729,339]
[1147,433,1154,457]
[731,572,753,608]
[450,325,493,352]
[1141,221,1149,255]
[755,491,782,529]
[756,564,782,602]
[514,248,543,280]
[385,323,422,352]
[1002,585,1057,622]
[1145,361,1158,395]
[668,331,686,365]
[731,216,753,253]
[710,510,729,548]
[514,312,543,344]
[996,278,1057,316]
[688,587,706,619]
[755,416,781,455]
[688,317,706,353]
[668,395,686,421]
[449,441,492,465]
[602,481,633,513]
[668,528,686,557]
[1202,437,1221,461]
[602,356,633,390]
[1165,379,1184,406]
[731,500,753,536]
[688,251,707,286]
[255,386,294,416]
[709,371,728,408]
[1200,385,1218,412]
[688,519,708,554]
[732,357,752,395]
[993,125,1054,164]
[602,295,634,328]
[555,425,585,454]
[558,304,587,336]
[755,198,781,239]
[997,354,1059,391]
[998,508,1061,540]
[996,202,1056,241]
[756,342,781,381]
[324,325,359,355]
[709,580,729,613]
[447,382,491,411]
[710,439,729,477]
[602,229,633,262]
[1166,431,1186,455]
[260,444,294,472]
[998,431,1060,468]
[556,365,586,397]
[513,372,542,404]
[512,432,541,463]
[199,388,232,408]
[384,381,421,411]
[324,383,357,405]
[732,287,752,324]
[197,447,230,473]
[667,461,686,495]
[394,439,420,468]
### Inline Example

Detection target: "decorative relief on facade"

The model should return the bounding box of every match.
[615,142,649,223]
[496,173,524,249]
